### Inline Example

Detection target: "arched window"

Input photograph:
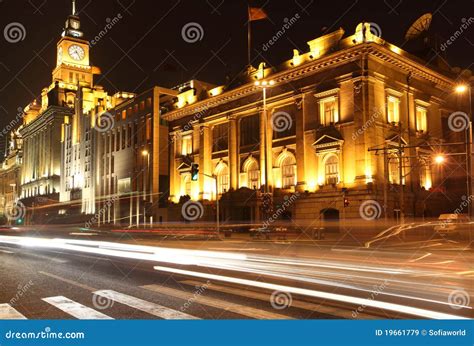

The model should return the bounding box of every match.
[325,154,339,185]
[279,154,296,188]
[245,159,260,189]
[389,155,400,184]
[215,162,229,194]
[182,174,192,196]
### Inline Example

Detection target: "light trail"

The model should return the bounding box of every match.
[0,235,471,318]
[153,266,469,320]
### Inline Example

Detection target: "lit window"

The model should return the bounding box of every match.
[387,96,400,124]
[182,174,192,196]
[181,135,192,156]
[416,106,427,132]
[281,156,296,188]
[146,118,151,141]
[216,164,229,194]
[246,161,260,189]
[325,155,339,185]
[320,97,338,126]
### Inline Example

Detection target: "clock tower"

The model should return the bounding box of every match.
[52,0,92,87]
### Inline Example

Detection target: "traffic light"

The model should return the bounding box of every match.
[191,163,199,181]
[344,197,349,207]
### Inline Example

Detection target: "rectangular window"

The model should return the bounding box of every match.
[319,97,338,126]
[140,101,145,111]
[122,127,126,149]
[116,130,120,151]
[212,123,229,152]
[146,97,152,108]
[387,96,400,124]
[181,135,193,156]
[240,114,260,146]
[121,110,126,120]
[146,117,151,141]
[416,106,427,132]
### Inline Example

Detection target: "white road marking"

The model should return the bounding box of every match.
[179,280,377,319]
[142,284,292,320]
[0,249,14,254]
[0,304,27,319]
[153,265,469,320]
[42,296,112,320]
[94,290,198,320]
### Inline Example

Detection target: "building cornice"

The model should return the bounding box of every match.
[162,43,456,122]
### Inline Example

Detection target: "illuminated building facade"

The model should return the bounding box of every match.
[163,24,469,222]
[0,130,23,223]
[95,87,176,225]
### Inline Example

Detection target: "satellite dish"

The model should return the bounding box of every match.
[405,13,432,41]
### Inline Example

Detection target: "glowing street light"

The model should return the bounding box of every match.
[141,150,149,156]
[434,154,445,165]
[455,84,468,94]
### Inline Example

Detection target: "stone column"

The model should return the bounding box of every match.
[198,124,211,200]
[228,116,238,190]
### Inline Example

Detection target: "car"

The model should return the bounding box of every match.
[434,214,469,236]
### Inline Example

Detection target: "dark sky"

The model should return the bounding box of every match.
[0,0,473,144]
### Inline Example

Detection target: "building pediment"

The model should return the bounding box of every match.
[385,134,408,147]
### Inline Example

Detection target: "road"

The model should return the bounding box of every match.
[0,227,472,320]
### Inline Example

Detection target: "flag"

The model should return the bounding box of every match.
[248,7,268,21]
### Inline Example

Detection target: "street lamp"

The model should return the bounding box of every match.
[434,154,446,165]
[142,150,150,228]
[454,83,472,219]
[254,79,276,224]
[254,79,275,192]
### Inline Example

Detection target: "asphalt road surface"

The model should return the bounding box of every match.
[0,227,472,320]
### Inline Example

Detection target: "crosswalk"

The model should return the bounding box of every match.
[0,282,346,320]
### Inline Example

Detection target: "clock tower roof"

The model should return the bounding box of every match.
[62,0,84,39]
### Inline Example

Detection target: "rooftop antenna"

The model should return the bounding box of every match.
[72,0,76,15]
[405,13,432,42]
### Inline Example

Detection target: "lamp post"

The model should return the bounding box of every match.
[254,79,275,222]
[455,83,472,219]
[142,150,150,228]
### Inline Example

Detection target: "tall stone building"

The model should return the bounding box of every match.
[162,24,471,224]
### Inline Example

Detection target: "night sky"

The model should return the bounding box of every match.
[0,0,472,149]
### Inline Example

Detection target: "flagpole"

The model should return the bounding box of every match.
[247,4,251,67]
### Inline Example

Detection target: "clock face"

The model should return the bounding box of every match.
[68,45,85,61]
